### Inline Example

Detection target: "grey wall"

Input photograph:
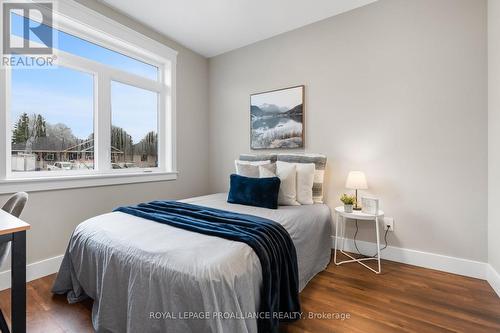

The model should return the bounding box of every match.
[0,0,210,267]
[488,0,500,273]
[208,0,488,261]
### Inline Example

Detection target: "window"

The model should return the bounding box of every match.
[11,66,95,172]
[10,12,159,80]
[111,81,158,169]
[1,1,177,192]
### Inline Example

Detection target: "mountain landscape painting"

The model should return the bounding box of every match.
[250,85,304,149]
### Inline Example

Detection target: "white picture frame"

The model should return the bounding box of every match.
[361,197,379,215]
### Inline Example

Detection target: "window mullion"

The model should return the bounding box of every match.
[96,73,111,173]
[166,61,176,172]
[158,86,166,172]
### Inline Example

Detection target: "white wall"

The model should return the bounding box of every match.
[208,0,488,261]
[0,0,210,268]
[488,0,500,274]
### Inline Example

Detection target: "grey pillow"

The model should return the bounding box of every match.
[236,163,260,178]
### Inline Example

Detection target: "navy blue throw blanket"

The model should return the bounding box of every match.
[114,201,300,333]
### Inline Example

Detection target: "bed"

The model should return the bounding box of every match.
[53,193,332,333]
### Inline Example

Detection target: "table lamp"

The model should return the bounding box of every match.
[345,171,368,210]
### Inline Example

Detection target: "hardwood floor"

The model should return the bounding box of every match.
[0,252,499,333]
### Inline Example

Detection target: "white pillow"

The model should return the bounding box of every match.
[276,161,315,205]
[276,161,300,206]
[259,164,277,178]
[235,160,271,177]
[277,154,326,203]
[295,163,315,205]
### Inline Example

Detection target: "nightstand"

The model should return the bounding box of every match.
[333,206,384,274]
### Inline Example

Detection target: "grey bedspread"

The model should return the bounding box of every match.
[52,193,332,333]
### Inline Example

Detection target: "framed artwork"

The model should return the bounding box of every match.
[361,197,380,215]
[250,85,304,149]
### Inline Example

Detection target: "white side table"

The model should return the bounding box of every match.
[333,206,384,274]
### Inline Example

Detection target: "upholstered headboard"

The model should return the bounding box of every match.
[239,154,278,163]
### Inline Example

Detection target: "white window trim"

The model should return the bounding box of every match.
[0,0,178,194]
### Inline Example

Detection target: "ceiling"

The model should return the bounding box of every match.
[99,0,378,58]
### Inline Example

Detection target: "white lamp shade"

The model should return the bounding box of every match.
[345,171,368,190]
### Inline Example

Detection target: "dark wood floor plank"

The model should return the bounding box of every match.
[0,251,497,333]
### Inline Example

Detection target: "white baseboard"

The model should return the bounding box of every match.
[486,264,500,297]
[0,254,63,291]
[332,236,487,280]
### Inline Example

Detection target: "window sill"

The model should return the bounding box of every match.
[0,171,178,194]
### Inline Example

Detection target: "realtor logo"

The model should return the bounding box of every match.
[3,2,53,55]
[1,1,56,68]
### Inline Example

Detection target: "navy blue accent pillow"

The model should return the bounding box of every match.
[227,174,281,209]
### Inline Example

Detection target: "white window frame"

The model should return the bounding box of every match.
[0,1,178,194]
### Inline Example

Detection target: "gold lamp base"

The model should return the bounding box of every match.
[353,189,362,210]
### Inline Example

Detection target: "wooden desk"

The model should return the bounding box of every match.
[0,210,30,333]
